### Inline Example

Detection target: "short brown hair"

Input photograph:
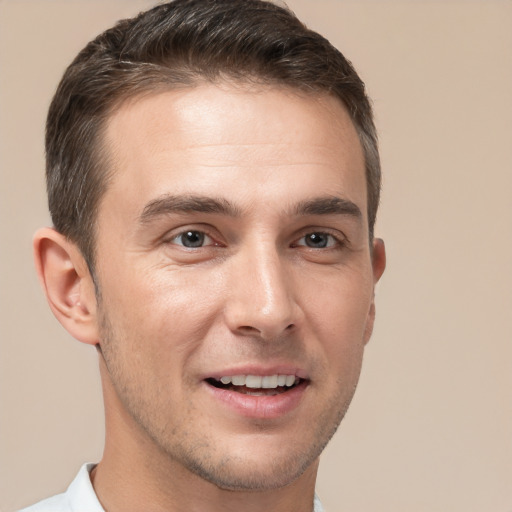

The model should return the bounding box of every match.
[46,0,380,273]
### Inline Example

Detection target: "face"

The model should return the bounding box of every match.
[93,83,384,490]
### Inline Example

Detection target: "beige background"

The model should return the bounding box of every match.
[1,0,511,511]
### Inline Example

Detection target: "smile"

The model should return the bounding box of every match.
[207,374,300,396]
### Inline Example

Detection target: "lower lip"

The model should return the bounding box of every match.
[203,380,308,419]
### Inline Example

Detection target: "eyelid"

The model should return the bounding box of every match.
[160,225,347,250]
[163,225,223,248]
[292,228,347,248]
[170,231,214,247]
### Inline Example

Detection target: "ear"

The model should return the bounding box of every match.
[363,238,386,345]
[33,227,99,345]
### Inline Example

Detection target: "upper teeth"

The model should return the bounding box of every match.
[219,374,297,389]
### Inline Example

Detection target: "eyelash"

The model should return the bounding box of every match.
[166,228,345,250]
[169,230,218,248]
[293,232,344,249]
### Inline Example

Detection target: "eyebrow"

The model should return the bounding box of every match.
[139,194,242,224]
[139,193,362,224]
[293,196,362,219]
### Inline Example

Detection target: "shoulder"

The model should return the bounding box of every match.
[313,494,325,512]
[18,463,103,512]
[18,492,71,512]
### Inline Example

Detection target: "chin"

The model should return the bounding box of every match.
[168,427,335,492]
[185,451,317,492]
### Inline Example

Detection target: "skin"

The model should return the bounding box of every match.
[34,83,385,512]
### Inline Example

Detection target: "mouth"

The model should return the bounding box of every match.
[206,374,304,396]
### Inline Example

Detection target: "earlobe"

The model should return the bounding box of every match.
[33,227,99,345]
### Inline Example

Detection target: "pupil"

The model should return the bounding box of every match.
[306,233,327,248]
[182,231,204,247]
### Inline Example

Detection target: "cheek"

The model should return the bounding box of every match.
[303,267,373,333]
[98,264,225,355]
[302,269,373,372]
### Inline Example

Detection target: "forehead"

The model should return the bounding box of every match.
[101,83,366,218]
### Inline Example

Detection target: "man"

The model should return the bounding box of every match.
[24,0,385,510]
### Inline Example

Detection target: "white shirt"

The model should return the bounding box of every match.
[19,464,325,512]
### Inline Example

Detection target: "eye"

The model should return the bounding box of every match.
[296,232,338,249]
[171,230,213,248]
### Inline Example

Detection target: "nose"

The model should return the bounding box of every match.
[224,244,300,341]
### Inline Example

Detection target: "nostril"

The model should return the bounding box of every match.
[235,323,296,340]
[239,325,259,334]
